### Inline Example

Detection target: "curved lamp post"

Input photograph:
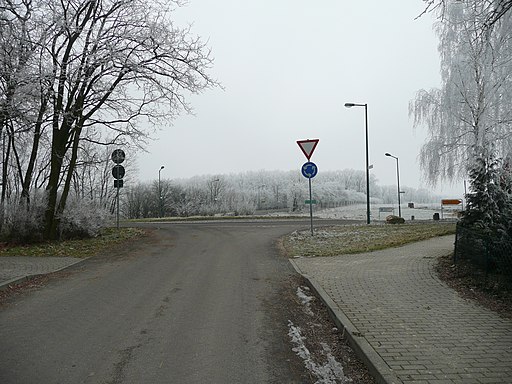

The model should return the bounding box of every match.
[345,102,370,224]
[385,153,401,218]
[158,165,165,217]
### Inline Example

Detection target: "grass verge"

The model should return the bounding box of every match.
[281,222,457,257]
[0,227,145,259]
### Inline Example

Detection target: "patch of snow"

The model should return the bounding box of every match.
[297,286,315,316]
[320,343,347,381]
[288,321,351,384]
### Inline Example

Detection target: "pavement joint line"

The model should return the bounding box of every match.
[289,259,403,384]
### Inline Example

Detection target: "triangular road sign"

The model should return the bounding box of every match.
[297,139,319,160]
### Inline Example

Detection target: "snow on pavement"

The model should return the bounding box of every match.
[288,285,350,383]
[296,286,314,316]
[288,321,350,384]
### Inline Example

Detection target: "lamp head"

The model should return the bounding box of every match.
[385,153,391,157]
[160,165,165,170]
[344,103,355,108]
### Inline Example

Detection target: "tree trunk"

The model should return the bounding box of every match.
[1,130,11,203]
[55,125,83,223]
[21,100,48,205]
[43,128,68,240]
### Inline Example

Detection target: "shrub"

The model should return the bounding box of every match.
[59,197,113,239]
[0,195,46,244]
[386,215,405,224]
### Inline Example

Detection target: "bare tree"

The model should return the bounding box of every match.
[207,176,224,205]
[0,0,218,239]
[1,0,217,238]
[1,0,33,202]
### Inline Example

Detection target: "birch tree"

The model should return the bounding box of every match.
[420,0,512,29]
[410,0,512,186]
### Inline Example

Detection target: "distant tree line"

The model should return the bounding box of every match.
[120,169,440,219]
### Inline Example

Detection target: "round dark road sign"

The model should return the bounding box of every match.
[111,149,126,164]
[112,164,125,179]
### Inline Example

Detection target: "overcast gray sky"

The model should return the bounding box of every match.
[136,1,464,197]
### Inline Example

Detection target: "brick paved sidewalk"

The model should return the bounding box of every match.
[0,256,82,289]
[292,235,512,384]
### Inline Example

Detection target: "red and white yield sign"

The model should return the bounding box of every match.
[297,139,319,160]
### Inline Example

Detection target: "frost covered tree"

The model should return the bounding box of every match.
[462,148,512,234]
[1,0,217,239]
[413,0,512,235]
[0,0,47,203]
[420,0,512,29]
[411,0,512,186]
[122,169,440,219]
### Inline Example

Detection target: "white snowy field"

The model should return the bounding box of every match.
[267,203,462,221]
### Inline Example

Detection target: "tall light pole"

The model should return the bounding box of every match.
[158,165,165,218]
[345,102,371,224]
[385,153,401,218]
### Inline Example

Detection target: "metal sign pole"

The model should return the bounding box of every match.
[111,149,126,230]
[116,183,120,230]
[297,139,319,236]
[309,177,313,236]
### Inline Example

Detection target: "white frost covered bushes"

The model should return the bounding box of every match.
[0,193,46,243]
[0,193,111,243]
[59,197,112,239]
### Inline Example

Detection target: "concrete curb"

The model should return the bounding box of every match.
[289,259,403,384]
[0,257,87,292]
[0,275,38,291]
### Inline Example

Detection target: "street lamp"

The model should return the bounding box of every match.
[345,102,371,224]
[385,153,401,218]
[158,165,165,217]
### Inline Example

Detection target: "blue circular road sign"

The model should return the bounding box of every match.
[301,162,318,178]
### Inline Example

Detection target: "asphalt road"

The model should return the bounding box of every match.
[0,219,352,383]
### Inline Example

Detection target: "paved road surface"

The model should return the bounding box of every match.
[0,220,341,383]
